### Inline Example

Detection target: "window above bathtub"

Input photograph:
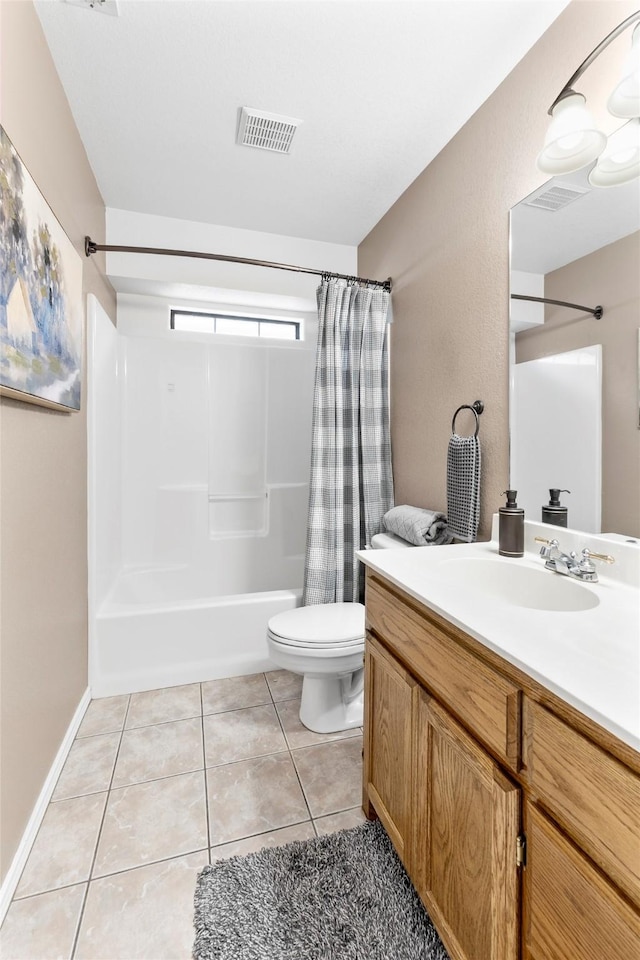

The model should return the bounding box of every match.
[171,309,300,341]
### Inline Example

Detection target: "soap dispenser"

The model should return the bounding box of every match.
[542,489,570,527]
[499,490,524,557]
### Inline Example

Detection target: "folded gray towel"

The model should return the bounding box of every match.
[383,506,453,546]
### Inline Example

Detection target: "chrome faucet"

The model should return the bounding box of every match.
[534,537,615,583]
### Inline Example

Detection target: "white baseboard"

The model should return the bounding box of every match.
[0,687,92,924]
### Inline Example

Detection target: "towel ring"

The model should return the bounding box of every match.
[452,400,484,437]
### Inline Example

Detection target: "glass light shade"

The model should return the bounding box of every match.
[607,23,640,118]
[588,119,640,186]
[537,93,607,174]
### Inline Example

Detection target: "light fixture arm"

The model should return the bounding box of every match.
[548,10,640,115]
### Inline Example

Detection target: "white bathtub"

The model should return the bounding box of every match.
[92,566,301,697]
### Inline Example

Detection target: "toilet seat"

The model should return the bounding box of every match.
[268,631,364,651]
[268,602,365,649]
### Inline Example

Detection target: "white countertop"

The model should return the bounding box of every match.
[358,520,640,752]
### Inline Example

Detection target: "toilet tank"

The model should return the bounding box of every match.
[370,532,413,550]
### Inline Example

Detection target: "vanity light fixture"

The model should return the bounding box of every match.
[608,22,640,117]
[537,11,640,185]
[588,117,640,186]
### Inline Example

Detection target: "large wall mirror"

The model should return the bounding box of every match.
[509,169,640,540]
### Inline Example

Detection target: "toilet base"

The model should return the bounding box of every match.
[299,669,364,734]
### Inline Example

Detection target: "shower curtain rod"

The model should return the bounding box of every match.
[511,293,603,319]
[84,237,392,292]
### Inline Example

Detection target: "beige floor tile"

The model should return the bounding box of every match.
[112,717,203,787]
[314,806,367,836]
[210,821,315,860]
[4,676,366,957]
[93,770,208,878]
[125,683,201,729]
[265,668,303,701]
[292,736,363,818]
[207,753,308,846]
[203,703,286,766]
[77,696,129,738]
[52,733,120,801]
[201,673,270,715]
[75,851,207,960]
[275,698,362,749]
[15,793,107,899]
[0,883,86,960]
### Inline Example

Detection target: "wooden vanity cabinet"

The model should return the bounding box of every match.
[522,700,640,960]
[412,690,520,960]
[363,570,640,960]
[523,802,640,960]
[363,633,416,870]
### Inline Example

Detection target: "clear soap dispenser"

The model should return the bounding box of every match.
[499,490,524,558]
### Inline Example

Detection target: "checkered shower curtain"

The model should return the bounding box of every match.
[302,280,394,605]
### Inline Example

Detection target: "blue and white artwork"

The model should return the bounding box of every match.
[0,125,82,411]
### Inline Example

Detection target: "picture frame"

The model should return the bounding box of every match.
[0,125,83,411]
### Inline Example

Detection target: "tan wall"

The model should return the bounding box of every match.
[358,0,637,540]
[516,232,640,538]
[0,2,115,882]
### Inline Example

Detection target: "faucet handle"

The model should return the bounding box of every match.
[582,548,615,564]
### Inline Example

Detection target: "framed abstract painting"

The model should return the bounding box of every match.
[0,125,83,411]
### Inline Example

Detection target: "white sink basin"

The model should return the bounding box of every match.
[434,557,600,612]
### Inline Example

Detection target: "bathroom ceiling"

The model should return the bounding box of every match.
[35,0,570,246]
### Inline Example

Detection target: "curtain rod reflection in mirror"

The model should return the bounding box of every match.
[510,294,603,320]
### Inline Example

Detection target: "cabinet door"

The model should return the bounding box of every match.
[413,690,520,960]
[524,802,640,960]
[523,698,640,908]
[363,633,416,870]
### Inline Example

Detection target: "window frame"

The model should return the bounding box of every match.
[170,309,301,340]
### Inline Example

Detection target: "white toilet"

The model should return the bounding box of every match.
[267,532,411,733]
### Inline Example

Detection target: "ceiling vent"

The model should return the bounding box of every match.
[65,0,119,14]
[237,108,302,155]
[523,182,590,212]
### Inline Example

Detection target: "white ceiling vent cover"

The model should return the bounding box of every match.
[64,0,119,15]
[523,182,590,212]
[237,108,302,154]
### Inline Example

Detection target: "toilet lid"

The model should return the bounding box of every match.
[268,602,365,646]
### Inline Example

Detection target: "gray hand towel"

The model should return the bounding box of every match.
[446,433,481,542]
[383,506,453,546]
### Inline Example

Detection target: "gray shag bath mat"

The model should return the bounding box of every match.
[193,819,450,960]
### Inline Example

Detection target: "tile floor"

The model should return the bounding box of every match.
[0,669,366,960]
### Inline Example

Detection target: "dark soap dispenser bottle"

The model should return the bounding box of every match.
[499,490,524,558]
[542,489,570,527]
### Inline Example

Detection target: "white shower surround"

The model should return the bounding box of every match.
[88,289,318,697]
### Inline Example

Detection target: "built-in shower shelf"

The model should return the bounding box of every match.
[208,492,268,501]
[158,484,208,492]
[209,491,268,538]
